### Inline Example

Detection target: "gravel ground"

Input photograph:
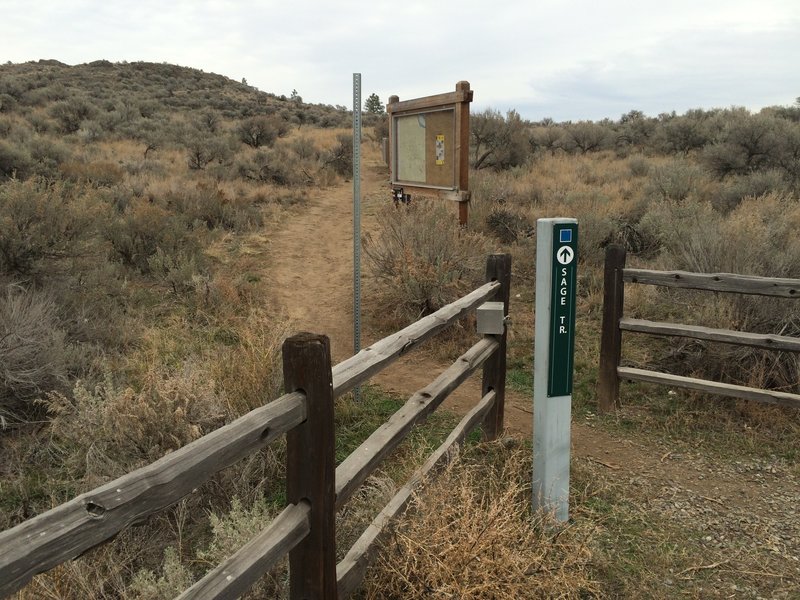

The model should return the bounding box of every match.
[575,423,800,598]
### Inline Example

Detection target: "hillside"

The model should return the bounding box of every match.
[1,60,799,598]
[0,59,349,128]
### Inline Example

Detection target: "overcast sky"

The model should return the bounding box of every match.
[1,0,798,122]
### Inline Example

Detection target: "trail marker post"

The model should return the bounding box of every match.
[533,218,578,522]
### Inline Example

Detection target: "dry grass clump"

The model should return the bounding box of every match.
[361,443,599,599]
[211,308,292,416]
[44,365,226,483]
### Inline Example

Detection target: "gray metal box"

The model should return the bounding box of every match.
[476,301,505,335]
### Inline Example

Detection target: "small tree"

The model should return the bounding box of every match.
[364,93,384,115]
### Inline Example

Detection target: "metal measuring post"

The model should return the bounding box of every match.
[352,73,362,402]
[533,218,578,522]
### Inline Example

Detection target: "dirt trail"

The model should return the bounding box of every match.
[267,144,535,433]
[265,142,799,590]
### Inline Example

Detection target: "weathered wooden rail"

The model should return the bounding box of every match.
[0,254,511,600]
[598,244,800,412]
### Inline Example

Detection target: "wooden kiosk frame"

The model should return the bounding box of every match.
[387,81,473,225]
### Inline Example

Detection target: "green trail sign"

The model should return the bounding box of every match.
[548,223,578,397]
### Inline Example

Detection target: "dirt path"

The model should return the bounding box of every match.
[265,143,531,427]
[265,142,799,593]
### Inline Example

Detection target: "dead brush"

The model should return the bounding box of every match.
[363,200,489,329]
[361,442,599,599]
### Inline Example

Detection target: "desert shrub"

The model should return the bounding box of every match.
[562,121,611,154]
[0,116,13,137]
[288,136,319,160]
[370,114,389,142]
[772,118,800,188]
[27,112,54,134]
[106,199,202,274]
[20,526,170,600]
[617,110,656,148]
[27,136,71,178]
[363,201,489,324]
[627,154,650,177]
[45,366,226,481]
[575,212,619,267]
[60,160,125,187]
[0,286,68,416]
[485,206,533,243]
[644,158,706,202]
[637,196,720,259]
[135,488,311,599]
[702,141,749,178]
[529,125,565,154]
[471,109,531,169]
[0,93,18,113]
[468,170,529,235]
[184,131,232,170]
[195,109,221,134]
[656,114,711,154]
[147,247,207,296]
[712,169,790,212]
[323,133,353,177]
[317,111,349,129]
[0,140,33,179]
[667,193,800,278]
[195,496,287,598]
[236,147,309,186]
[702,113,781,178]
[0,179,97,275]
[50,97,96,134]
[236,115,286,148]
[362,443,599,599]
[130,547,194,600]
[163,183,263,231]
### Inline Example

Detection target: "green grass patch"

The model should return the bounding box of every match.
[334,384,463,475]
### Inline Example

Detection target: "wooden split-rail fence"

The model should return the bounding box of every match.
[0,254,511,600]
[598,244,800,412]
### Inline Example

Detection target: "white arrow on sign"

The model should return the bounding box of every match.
[557,246,575,265]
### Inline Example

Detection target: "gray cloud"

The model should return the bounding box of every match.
[0,0,797,120]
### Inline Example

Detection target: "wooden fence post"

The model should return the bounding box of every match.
[482,253,512,440]
[283,333,337,600]
[598,245,626,413]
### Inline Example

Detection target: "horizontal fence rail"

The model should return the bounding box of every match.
[178,501,311,600]
[599,244,800,412]
[0,253,512,600]
[619,318,800,353]
[623,268,800,297]
[331,280,500,397]
[336,390,497,599]
[617,367,800,409]
[0,392,307,598]
[335,336,499,510]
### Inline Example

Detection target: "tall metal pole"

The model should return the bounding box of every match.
[352,73,362,402]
